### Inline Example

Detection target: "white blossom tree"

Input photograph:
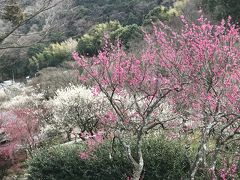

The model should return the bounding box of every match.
[46,85,108,141]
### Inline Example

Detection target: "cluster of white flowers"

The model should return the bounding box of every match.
[1,93,43,109]
[46,85,107,133]
[0,83,43,110]
[52,85,101,106]
[1,82,23,98]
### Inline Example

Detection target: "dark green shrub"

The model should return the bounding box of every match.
[48,32,66,43]
[81,142,133,180]
[27,145,86,180]
[110,24,143,49]
[77,22,143,56]
[76,21,122,56]
[27,135,190,180]
[143,6,178,26]
[142,135,190,179]
[77,34,101,57]
[27,44,47,58]
[27,143,131,180]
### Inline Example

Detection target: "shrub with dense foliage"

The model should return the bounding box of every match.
[28,39,77,75]
[77,21,121,56]
[143,5,178,26]
[77,21,143,56]
[110,24,143,50]
[27,135,190,180]
[27,44,48,58]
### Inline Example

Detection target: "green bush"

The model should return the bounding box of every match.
[28,39,77,75]
[110,24,143,49]
[27,135,190,180]
[143,6,178,26]
[27,144,132,180]
[77,22,143,56]
[27,44,47,58]
[76,21,122,56]
[76,34,101,57]
[142,135,190,179]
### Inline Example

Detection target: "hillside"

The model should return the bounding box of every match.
[0,0,188,81]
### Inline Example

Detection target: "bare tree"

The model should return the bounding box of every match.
[0,0,64,51]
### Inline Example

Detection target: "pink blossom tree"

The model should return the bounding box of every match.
[73,15,239,180]
[0,108,40,160]
[73,39,180,179]
[167,16,240,179]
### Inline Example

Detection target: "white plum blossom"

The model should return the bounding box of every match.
[1,93,43,109]
[46,85,108,139]
[0,85,43,110]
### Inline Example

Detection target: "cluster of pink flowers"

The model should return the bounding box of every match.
[79,130,104,160]
[0,108,40,159]
[220,163,238,180]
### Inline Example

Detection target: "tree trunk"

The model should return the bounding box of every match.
[190,123,212,179]
[132,163,144,180]
[122,139,144,180]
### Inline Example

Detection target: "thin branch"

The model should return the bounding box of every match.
[0,0,63,44]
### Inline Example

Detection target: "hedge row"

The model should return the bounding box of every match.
[27,135,190,180]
